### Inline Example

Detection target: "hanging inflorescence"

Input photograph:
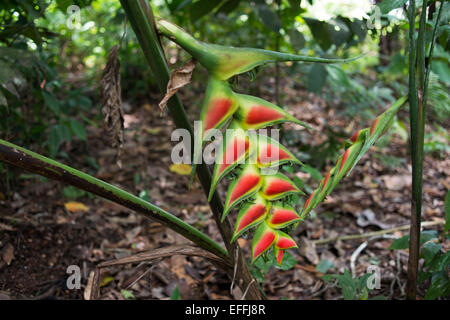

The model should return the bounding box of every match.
[157,19,406,265]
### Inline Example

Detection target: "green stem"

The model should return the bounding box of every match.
[406,0,434,300]
[0,139,228,261]
[120,0,265,299]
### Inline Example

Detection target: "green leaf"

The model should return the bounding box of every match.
[389,230,439,250]
[308,64,327,93]
[303,18,332,51]
[288,29,306,51]
[377,0,408,15]
[63,186,86,200]
[316,259,334,273]
[70,119,87,141]
[216,0,240,15]
[278,251,297,270]
[170,285,181,300]
[424,271,450,300]
[120,289,136,300]
[189,0,222,22]
[42,91,61,116]
[256,3,282,34]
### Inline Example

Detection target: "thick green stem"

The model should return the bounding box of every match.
[0,139,228,260]
[406,0,443,300]
[120,0,265,299]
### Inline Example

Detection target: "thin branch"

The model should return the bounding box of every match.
[313,220,444,245]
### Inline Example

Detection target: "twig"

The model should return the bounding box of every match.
[312,220,443,245]
[350,241,368,277]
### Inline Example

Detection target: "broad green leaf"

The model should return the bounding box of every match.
[389,230,439,250]
[216,0,240,15]
[189,0,220,22]
[256,4,282,34]
[288,29,306,51]
[70,119,87,141]
[308,63,327,93]
[377,0,408,15]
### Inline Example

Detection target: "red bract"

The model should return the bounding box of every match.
[223,165,262,220]
[204,98,234,132]
[261,173,303,200]
[252,222,276,262]
[256,135,302,168]
[267,204,300,229]
[234,94,311,130]
[209,124,250,201]
[232,194,269,242]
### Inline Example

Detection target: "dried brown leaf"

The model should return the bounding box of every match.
[1,243,14,266]
[100,45,124,168]
[158,59,196,112]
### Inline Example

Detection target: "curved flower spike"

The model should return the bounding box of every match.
[256,134,303,168]
[234,94,312,130]
[208,122,251,201]
[223,164,263,221]
[267,203,301,229]
[157,19,362,81]
[261,172,304,201]
[273,231,298,265]
[251,222,277,262]
[231,194,269,243]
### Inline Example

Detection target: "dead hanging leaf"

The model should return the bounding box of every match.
[158,59,196,112]
[101,45,124,168]
[169,164,192,175]
[64,201,89,212]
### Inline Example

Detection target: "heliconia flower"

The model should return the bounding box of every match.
[234,94,312,130]
[261,172,304,201]
[273,231,297,265]
[157,19,361,81]
[231,194,269,243]
[222,165,263,221]
[266,203,301,229]
[251,222,277,262]
[255,134,302,168]
[208,123,251,201]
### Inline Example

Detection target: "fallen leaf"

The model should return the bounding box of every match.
[169,164,192,175]
[100,276,115,287]
[64,202,89,212]
[382,175,411,191]
[1,243,14,265]
[159,59,196,112]
[145,127,162,135]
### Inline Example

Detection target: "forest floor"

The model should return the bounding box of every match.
[0,71,448,300]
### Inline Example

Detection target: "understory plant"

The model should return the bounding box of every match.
[155,18,407,265]
[0,1,413,299]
